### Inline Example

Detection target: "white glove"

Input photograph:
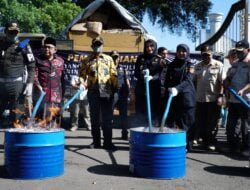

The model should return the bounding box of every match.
[148,75,153,81]
[23,83,33,96]
[150,74,159,81]
[71,75,80,87]
[168,87,178,97]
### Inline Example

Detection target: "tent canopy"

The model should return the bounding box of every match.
[62,0,155,41]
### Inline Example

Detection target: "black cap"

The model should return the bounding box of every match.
[235,40,249,51]
[5,21,20,33]
[200,45,212,55]
[92,36,103,46]
[110,50,119,58]
[44,37,56,46]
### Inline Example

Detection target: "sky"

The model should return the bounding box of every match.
[142,0,238,52]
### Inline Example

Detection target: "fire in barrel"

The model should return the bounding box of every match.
[5,100,65,179]
[4,88,83,179]
[4,128,64,179]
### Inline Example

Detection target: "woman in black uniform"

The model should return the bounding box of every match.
[134,39,163,126]
[164,44,196,151]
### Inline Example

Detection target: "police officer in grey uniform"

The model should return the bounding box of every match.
[224,40,250,157]
[0,21,35,126]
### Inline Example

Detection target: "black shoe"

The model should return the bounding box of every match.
[89,143,101,149]
[103,143,117,151]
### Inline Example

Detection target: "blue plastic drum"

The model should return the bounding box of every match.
[129,127,186,179]
[4,128,64,179]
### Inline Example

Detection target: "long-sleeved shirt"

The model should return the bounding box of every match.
[34,54,64,104]
[80,53,118,98]
[165,58,196,108]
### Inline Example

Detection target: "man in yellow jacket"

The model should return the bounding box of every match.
[80,36,118,150]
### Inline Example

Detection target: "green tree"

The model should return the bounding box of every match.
[76,0,212,41]
[0,0,81,38]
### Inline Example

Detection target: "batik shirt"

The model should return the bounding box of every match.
[80,53,118,98]
[34,54,64,104]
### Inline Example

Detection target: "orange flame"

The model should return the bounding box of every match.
[12,108,25,115]
[10,105,61,129]
[48,105,60,118]
[37,118,47,127]
[13,119,23,128]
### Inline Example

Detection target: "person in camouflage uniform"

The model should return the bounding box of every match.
[80,37,118,150]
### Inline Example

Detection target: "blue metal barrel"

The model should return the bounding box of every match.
[4,129,64,179]
[129,127,186,179]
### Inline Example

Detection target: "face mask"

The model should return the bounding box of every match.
[92,45,103,53]
[236,51,246,60]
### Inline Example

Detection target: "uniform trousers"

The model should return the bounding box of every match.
[195,102,221,146]
[117,96,128,137]
[88,92,113,147]
[166,95,195,148]
[226,103,250,150]
[0,81,24,124]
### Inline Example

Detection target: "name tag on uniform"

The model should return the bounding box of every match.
[27,53,35,62]
[103,68,109,76]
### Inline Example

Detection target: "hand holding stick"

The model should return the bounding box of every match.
[227,87,250,111]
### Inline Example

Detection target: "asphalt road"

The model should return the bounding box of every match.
[0,116,249,190]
